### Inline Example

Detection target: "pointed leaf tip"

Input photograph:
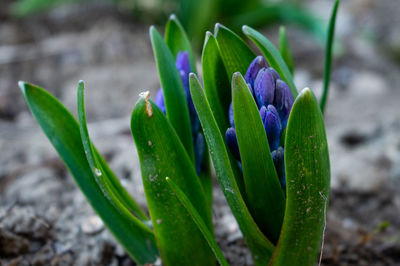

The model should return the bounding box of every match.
[169,14,177,20]
[18,81,26,91]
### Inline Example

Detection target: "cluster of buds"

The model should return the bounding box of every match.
[155,51,204,174]
[225,56,294,187]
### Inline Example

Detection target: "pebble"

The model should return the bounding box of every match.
[81,215,104,235]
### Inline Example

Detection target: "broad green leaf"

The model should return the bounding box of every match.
[164,18,213,217]
[214,23,256,80]
[189,74,274,265]
[320,0,340,114]
[242,25,298,98]
[202,32,246,197]
[279,26,294,75]
[150,26,195,162]
[19,82,158,264]
[166,177,229,266]
[164,14,197,72]
[270,88,330,266]
[202,32,231,132]
[77,81,148,221]
[233,73,285,244]
[131,92,214,266]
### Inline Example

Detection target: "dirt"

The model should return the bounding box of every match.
[1,0,400,265]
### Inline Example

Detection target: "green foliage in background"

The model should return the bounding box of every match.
[11,0,327,46]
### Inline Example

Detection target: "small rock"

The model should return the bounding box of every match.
[81,215,104,235]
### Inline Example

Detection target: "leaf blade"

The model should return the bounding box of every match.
[166,177,229,266]
[131,93,214,266]
[202,32,247,197]
[270,88,330,265]
[189,74,274,265]
[19,82,158,264]
[150,26,195,162]
[320,0,340,114]
[77,81,149,221]
[214,23,256,79]
[165,14,196,72]
[279,26,294,75]
[233,73,285,244]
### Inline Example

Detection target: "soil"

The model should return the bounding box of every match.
[1,0,400,265]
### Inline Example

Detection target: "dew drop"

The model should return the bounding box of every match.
[94,167,102,176]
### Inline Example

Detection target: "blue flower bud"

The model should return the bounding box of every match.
[274,79,293,129]
[155,88,166,114]
[176,52,191,90]
[225,127,241,161]
[260,105,282,151]
[254,68,275,108]
[271,147,286,188]
[244,56,268,89]
[229,102,235,128]
[267,67,280,81]
[194,132,205,174]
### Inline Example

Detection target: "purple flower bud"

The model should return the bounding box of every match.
[274,79,293,129]
[244,56,268,89]
[194,133,205,174]
[260,105,282,151]
[225,127,241,161]
[271,147,286,188]
[229,102,235,128]
[155,88,166,114]
[176,52,191,83]
[254,68,275,108]
[267,67,281,81]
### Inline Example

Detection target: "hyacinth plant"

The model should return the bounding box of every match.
[19,0,339,265]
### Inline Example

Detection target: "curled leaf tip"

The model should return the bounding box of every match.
[214,23,222,34]
[232,72,241,81]
[189,72,197,79]
[242,25,249,33]
[139,91,153,117]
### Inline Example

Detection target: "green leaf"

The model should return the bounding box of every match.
[320,0,340,114]
[130,92,214,266]
[19,82,158,265]
[202,32,231,132]
[201,32,246,197]
[242,25,298,98]
[214,23,256,80]
[77,81,148,221]
[270,88,330,266]
[165,177,229,266]
[150,26,195,162]
[232,73,285,244]
[279,26,294,75]
[164,14,197,72]
[189,74,274,265]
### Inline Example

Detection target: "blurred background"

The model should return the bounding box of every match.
[1,0,400,265]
